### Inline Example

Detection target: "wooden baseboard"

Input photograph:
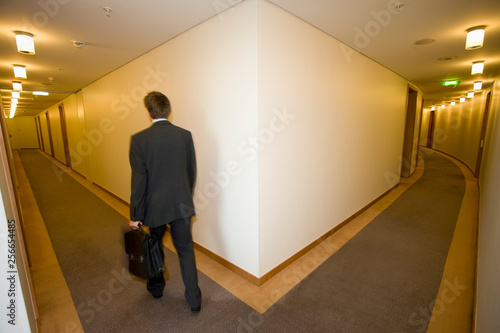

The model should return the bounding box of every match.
[193,243,261,285]
[194,183,400,286]
[34,148,401,288]
[431,149,476,177]
[92,181,130,207]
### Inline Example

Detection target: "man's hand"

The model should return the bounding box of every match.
[129,221,142,230]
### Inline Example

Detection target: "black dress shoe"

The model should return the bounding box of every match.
[191,306,201,313]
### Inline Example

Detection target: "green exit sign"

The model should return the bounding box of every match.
[443,80,460,86]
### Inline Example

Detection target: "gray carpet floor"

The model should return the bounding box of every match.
[19,148,465,332]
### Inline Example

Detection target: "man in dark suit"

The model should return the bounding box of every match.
[128,91,202,312]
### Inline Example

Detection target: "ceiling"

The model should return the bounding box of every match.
[1,0,499,117]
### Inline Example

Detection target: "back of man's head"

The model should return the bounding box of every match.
[144,91,171,119]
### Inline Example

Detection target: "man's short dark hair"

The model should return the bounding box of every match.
[144,91,171,119]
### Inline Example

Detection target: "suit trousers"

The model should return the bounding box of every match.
[148,218,202,308]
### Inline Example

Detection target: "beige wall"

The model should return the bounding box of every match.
[5,117,39,149]
[257,0,412,275]
[20,0,424,278]
[476,77,500,331]
[80,0,261,275]
[432,95,486,172]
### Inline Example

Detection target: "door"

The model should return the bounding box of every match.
[427,110,436,148]
[401,87,419,177]
[45,112,55,158]
[36,116,45,151]
[58,104,72,167]
[474,91,492,178]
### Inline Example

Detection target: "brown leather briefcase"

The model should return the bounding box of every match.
[124,228,149,279]
[124,226,165,280]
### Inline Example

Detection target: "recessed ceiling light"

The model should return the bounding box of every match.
[466,26,486,50]
[71,40,86,48]
[13,65,27,79]
[414,38,436,45]
[472,61,485,74]
[14,31,35,55]
[438,56,457,61]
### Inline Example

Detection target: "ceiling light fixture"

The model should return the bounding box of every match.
[451,101,456,105]
[12,81,22,91]
[460,97,466,103]
[467,91,474,98]
[71,40,86,48]
[12,91,20,99]
[414,38,435,46]
[9,106,16,118]
[431,106,436,110]
[471,61,484,74]
[33,91,49,96]
[466,26,486,50]
[14,31,35,55]
[441,104,446,108]
[438,56,457,61]
[11,99,18,105]
[473,81,483,90]
[13,64,27,79]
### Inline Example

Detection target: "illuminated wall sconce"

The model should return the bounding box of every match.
[11,91,20,99]
[466,26,486,50]
[13,65,27,79]
[460,97,466,102]
[12,81,22,91]
[473,81,483,90]
[14,31,35,55]
[471,61,484,74]
[467,91,474,98]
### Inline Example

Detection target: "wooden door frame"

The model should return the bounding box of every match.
[45,111,55,158]
[401,86,419,177]
[427,110,436,148]
[36,115,45,151]
[58,104,72,167]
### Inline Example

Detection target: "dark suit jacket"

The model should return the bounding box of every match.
[129,120,196,228]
